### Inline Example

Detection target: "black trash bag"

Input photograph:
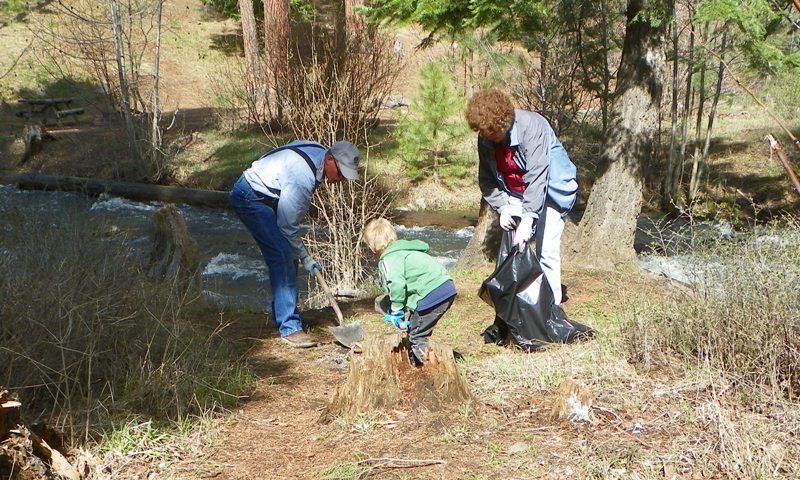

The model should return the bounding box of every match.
[478,229,594,351]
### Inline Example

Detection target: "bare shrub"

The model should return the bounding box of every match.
[627,218,800,401]
[509,43,596,135]
[206,58,261,131]
[35,0,169,180]
[206,57,277,130]
[304,174,394,307]
[279,27,403,145]
[0,200,252,443]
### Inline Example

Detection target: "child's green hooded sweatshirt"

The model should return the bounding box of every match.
[378,239,452,312]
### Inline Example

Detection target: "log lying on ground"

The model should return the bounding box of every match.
[0,171,230,209]
[321,333,472,421]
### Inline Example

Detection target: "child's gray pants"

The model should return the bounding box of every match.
[375,295,456,364]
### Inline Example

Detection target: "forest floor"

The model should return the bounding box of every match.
[154,267,714,480]
[2,1,800,479]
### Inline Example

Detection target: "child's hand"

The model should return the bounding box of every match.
[384,309,410,331]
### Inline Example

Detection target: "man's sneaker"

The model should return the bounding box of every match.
[281,330,317,348]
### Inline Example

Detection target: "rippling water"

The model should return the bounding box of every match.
[0,184,473,310]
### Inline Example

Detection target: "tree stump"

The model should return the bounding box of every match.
[1,390,81,480]
[321,333,472,421]
[148,205,201,290]
[0,390,21,441]
[453,199,501,272]
[20,124,43,165]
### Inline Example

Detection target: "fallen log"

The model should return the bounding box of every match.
[0,171,230,209]
[321,333,472,422]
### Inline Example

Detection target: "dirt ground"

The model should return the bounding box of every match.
[160,269,649,480]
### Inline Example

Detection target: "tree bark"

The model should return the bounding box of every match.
[321,333,471,421]
[663,19,680,210]
[264,0,289,119]
[453,199,501,271]
[344,0,363,32]
[238,0,265,114]
[148,205,202,291]
[568,0,670,270]
[109,0,141,165]
[148,0,164,179]
[691,32,726,200]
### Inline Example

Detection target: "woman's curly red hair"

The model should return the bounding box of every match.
[465,89,515,139]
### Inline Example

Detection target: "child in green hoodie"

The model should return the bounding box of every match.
[361,218,458,365]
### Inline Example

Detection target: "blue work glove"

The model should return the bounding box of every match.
[384,309,410,331]
[302,255,322,276]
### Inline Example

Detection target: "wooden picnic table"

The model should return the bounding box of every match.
[16,97,85,126]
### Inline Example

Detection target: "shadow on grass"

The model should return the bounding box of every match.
[182,127,292,191]
[209,32,243,56]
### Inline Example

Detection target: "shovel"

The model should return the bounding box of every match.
[315,273,366,349]
[328,323,366,350]
[315,273,344,325]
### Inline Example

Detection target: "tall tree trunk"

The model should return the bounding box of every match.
[663,19,680,210]
[568,0,670,270]
[264,0,289,120]
[238,0,264,117]
[149,0,163,180]
[690,31,726,201]
[676,14,695,201]
[109,0,141,165]
[344,0,363,32]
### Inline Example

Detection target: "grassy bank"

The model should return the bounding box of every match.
[0,194,255,459]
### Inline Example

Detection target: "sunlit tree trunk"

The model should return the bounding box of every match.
[690,32,726,201]
[238,0,264,116]
[264,0,289,120]
[676,14,695,205]
[345,0,363,32]
[663,18,680,211]
[148,0,164,179]
[109,0,141,165]
[568,0,671,270]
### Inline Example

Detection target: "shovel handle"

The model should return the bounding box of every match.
[316,274,344,325]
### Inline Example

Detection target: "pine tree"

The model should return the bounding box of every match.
[396,62,469,182]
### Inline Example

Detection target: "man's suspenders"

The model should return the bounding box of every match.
[262,143,326,187]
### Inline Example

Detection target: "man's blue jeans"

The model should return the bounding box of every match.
[229,176,303,337]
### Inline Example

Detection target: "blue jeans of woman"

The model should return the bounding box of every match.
[229,176,302,337]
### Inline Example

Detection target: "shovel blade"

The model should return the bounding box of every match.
[328,323,365,349]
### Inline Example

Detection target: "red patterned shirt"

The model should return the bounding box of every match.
[494,144,525,193]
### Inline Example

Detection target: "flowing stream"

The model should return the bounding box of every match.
[3,184,767,311]
[0,184,473,311]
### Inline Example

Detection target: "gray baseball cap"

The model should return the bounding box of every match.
[329,141,360,181]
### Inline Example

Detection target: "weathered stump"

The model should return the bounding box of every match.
[148,205,201,290]
[321,333,472,421]
[1,390,82,480]
[20,124,43,165]
[0,390,21,441]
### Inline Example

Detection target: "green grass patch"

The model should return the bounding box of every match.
[173,128,285,190]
